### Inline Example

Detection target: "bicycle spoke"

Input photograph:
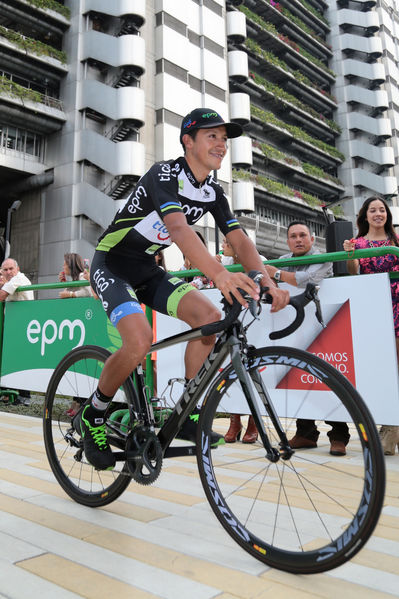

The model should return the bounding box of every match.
[197,345,385,574]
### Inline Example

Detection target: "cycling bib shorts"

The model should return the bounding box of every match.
[90,250,194,326]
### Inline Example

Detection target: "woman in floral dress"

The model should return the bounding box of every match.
[344,196,399,454]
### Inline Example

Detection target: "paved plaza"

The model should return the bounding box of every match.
[0,410,398,599]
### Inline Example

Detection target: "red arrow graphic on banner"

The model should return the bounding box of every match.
[277,300,356,390]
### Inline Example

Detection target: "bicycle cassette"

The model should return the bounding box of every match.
[125,426,162,485]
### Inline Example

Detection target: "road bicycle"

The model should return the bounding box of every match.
[43,273,385,574]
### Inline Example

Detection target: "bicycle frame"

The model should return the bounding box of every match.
[125,316,286,461]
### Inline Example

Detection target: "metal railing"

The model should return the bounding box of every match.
[14,247,399,294]
[12,246,399,395]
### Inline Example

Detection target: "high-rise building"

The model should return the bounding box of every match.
[0,0,397,282]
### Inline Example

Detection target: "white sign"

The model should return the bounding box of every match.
[156,274,399,425]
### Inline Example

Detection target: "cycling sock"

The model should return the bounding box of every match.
[91,388,113,411]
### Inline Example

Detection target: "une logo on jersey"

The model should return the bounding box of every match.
[153,220,170,241]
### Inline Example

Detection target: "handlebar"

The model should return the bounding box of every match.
[200,271,324,339]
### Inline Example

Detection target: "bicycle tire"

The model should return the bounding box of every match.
[43,345,134,507]
[197,345,385,574]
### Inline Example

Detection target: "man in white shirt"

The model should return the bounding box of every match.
[0,258,33,405]
[266,221,349,456]
[0,258,34,301]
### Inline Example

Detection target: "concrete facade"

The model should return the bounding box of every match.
[0,0,399,279]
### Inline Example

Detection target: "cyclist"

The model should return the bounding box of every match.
[74,107,289,469]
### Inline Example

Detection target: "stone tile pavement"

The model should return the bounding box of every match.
[0,411,398,599]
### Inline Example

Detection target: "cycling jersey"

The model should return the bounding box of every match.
[96,156,240,258]
[91,156,240,324]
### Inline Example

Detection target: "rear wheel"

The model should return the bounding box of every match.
[197,345,385,574]
[43,345,134,507]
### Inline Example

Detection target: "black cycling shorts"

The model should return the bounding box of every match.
[90,250,194,326]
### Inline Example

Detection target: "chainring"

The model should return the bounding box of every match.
[125,426,162,485]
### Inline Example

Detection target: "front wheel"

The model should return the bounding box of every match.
[43,345,135,507]
[197,345,385,574]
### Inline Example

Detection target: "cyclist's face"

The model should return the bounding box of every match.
[287,224,314,256]
[186,126,228,177]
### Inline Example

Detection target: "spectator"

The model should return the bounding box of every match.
[0,258,34,301]
[0,268,5,287]
[180,232,214,289]
[343,197,399,455]
[58,253,92,416]
[0,258,34,404]
[225,222,348,454]
[216,237,238,266]
[221,236,267,444]
[58,253,92,298]
[270,221,349,456]
[155,250,166,270]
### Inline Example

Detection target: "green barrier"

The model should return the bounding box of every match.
[4,246,398,398]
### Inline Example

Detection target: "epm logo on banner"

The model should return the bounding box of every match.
[27,317,85,356]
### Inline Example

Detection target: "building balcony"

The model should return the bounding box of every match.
[0,0,70,39]
[240,77,337,138]
[246,48,336,114]
[78,130,145,178]
[82,0,145,26]
[0,79,65,133]
[232,180,255,213]
[341,33,382,60]
[350,140,394,168]
[252,144,344,198]
[337,8,379,33]
[82,30,145,74]
[347,112,391,138]
[227,10,246,43]
[345,85,388,112]
[244,16,334,86]
[0,27,67,90]
[280,0,330,36]
[343,59,385,86]
[228,50,249,83]
[230,92,251,124]
[81,80,145,126]
[231,136,253,167]
[352,169,396,197]
[251,110,342,168]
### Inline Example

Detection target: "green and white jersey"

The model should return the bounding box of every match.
[96,156,240,259]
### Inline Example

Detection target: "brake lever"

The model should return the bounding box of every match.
[308,285,326,329]
[247,271,264,319]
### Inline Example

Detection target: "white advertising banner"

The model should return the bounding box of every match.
[156,273,399,425]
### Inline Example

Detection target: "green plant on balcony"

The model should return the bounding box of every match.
[241,7,334,77]
[245,38,336,103]
[251,104,345,161]
[254,141,342,186]
[25,0,71,19]
[0,25,67,63]
[249,72,341,133]
[243,1,330,50]
[281,0,329,26]
[233,168,323,209]
[302,163,341,186]
[255,141,301,167]
[0,75,42,103]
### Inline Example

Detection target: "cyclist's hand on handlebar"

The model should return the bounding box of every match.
[214,270,259,307]
[264,284,290,313]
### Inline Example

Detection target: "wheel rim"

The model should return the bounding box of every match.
[198,347,384,573]
[44,347,132,503]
